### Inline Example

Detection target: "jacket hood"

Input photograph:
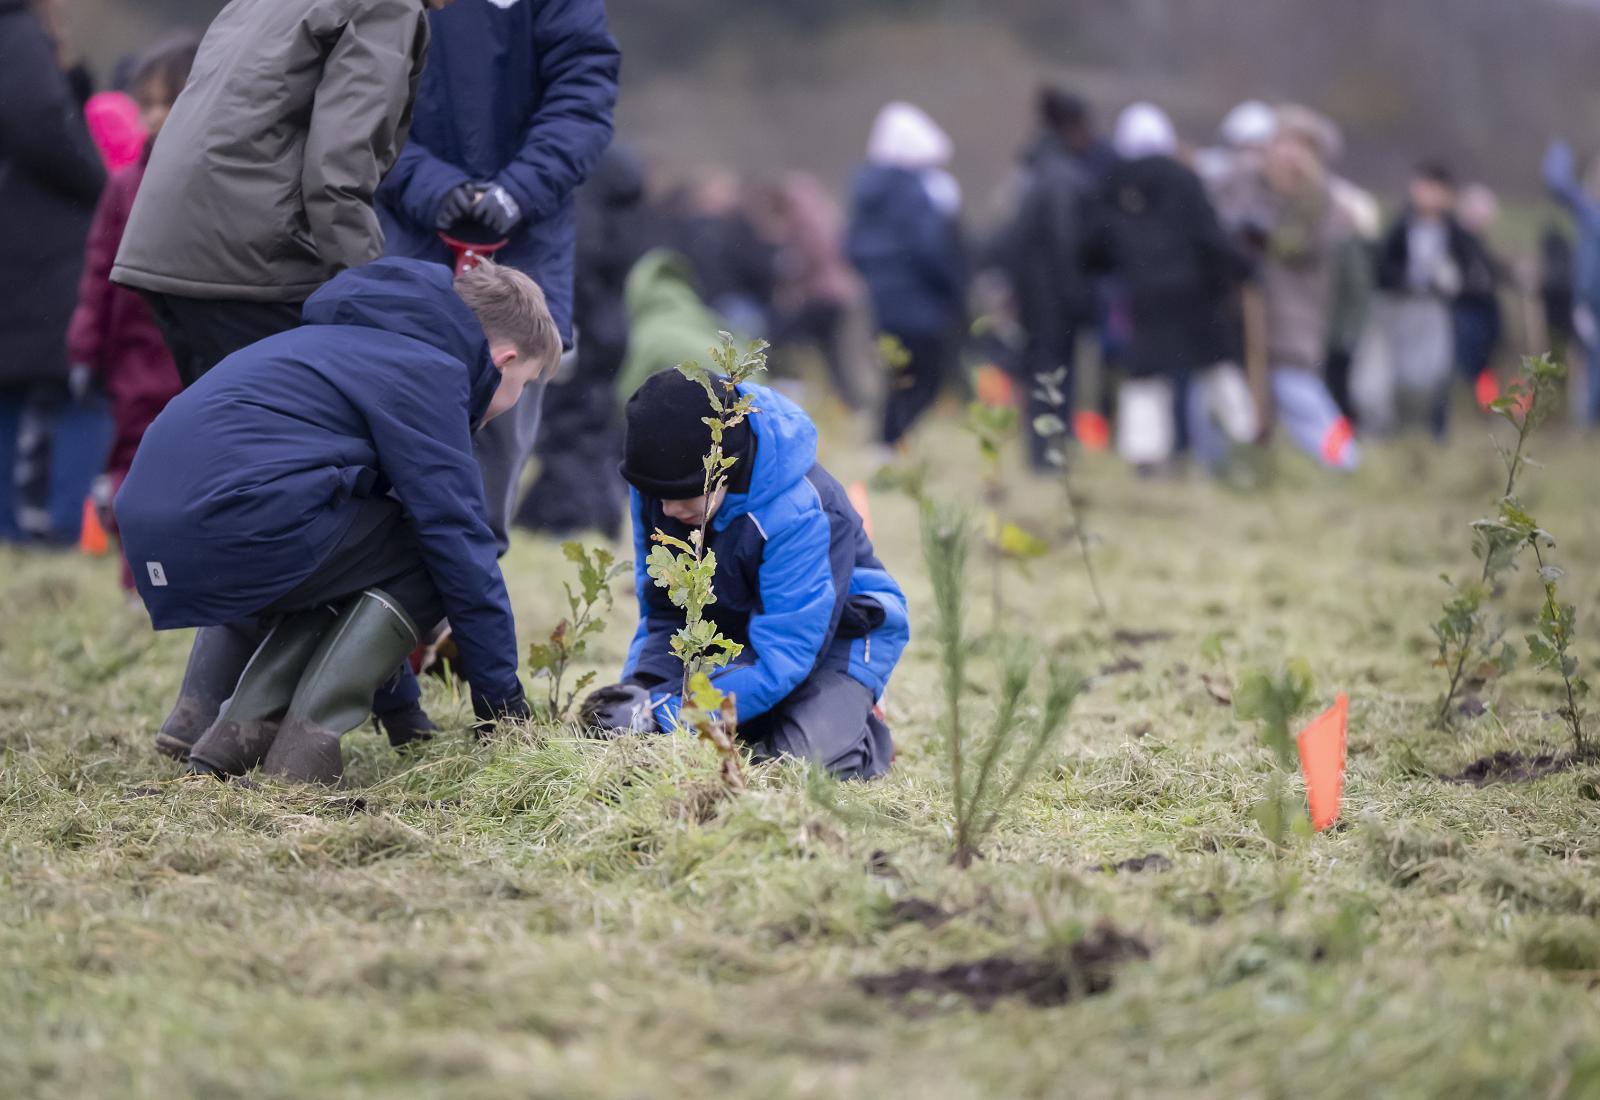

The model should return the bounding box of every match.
[715,383,818,527]
[302,259,498,422]
[625,248,709,318]
[1114,103,1178,161]
[867,101,951,170]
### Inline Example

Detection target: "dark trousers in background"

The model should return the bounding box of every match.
[7,379,71,539]
[1021,329,1075,470]
[773,301,862,411]
[515,374,623,540]
[141,292,305,387]
[741,669,893,781]
[881,330,948,447]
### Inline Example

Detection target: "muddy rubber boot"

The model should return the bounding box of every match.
[154,624,263,760]
[262,590,421,785]
[186,607,340,778]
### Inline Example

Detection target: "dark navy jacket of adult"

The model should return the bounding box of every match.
[845,165,964,338]
[624,385,911,726]
[116,259,522,710]
[377,0,620,342]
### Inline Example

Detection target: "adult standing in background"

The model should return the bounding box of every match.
[111,0,453,386]
[516,143,650,541]
[378,0,621,555]
[0,0,105,544]
[996,87,1098,470]
[846,101,966,452]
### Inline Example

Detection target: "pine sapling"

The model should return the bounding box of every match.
[643,333,769,787]
[526,542,631,721]
[921,497,1083,868]
[1434,354,1564,725]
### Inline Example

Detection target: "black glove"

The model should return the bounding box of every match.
[472,183,523,239]
[577,683,660,736]
[435,183,480,231]
[473,692,532,741]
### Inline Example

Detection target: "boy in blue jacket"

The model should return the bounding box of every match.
[598,371,910,780]
[116,258,560,783]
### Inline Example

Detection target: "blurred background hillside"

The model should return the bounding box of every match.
[74,0,1600,207]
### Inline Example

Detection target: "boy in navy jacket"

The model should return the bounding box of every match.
[600,371,910,779]
[116,258,559,783]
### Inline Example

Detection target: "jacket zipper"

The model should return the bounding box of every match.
[865,636,871,664]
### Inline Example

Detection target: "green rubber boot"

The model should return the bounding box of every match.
[262,590,421,785]
[154,624,263,760]
[186,607,339,778]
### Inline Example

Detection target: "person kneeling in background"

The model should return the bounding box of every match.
[583,370,910,780]
[116,258,559,784]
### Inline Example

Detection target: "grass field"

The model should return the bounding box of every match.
[5,403,1600,1099]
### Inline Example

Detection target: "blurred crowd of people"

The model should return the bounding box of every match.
[4,0,1600,555]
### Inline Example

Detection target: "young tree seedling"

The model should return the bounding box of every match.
[921,497,1083,868]
[1434,354,1565,725]
[527,542,632,722]
[643,333,769,788]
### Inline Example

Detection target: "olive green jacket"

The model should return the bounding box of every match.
[113,0,430,302]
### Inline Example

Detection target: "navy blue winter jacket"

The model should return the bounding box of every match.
[377,0,620,341]
[845,164,964,338]
[116,259,523,711]
[623,385,910,726]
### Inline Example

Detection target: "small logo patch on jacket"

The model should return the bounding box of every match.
[146,562,168,587]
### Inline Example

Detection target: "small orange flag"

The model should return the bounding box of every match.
[79,497,109,556]
[847,481,874,540]
[974,363,1016,408]
[1073,410,1111,453]
[1474,370,1500,411]
[1297,693,1348,832]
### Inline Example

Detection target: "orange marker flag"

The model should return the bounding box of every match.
[847,481,874,540]
[1073,410,1111,453]
[1297,693,1348,832]
[79,497,109,556]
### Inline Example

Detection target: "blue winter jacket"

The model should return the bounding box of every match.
[377,0,620,341]
[845,164,964,337]
[116,259,523,711]
[623,385,910,726]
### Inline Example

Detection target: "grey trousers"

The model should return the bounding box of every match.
[473,379,546,556]
[741,669,894,781]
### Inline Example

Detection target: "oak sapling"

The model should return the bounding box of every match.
[643,333,768,787]
[1434,354,1565,726]
[526,542,632,722]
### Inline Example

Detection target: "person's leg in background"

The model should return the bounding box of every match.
[1022,326,1074,472]
[1271,368,1360,471]
[880,331,944,447]
[475,379,548,556]
[516,374,623,540]
[1586,337,1600,428]
[13,379,72,543]
[739,669,893,780]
